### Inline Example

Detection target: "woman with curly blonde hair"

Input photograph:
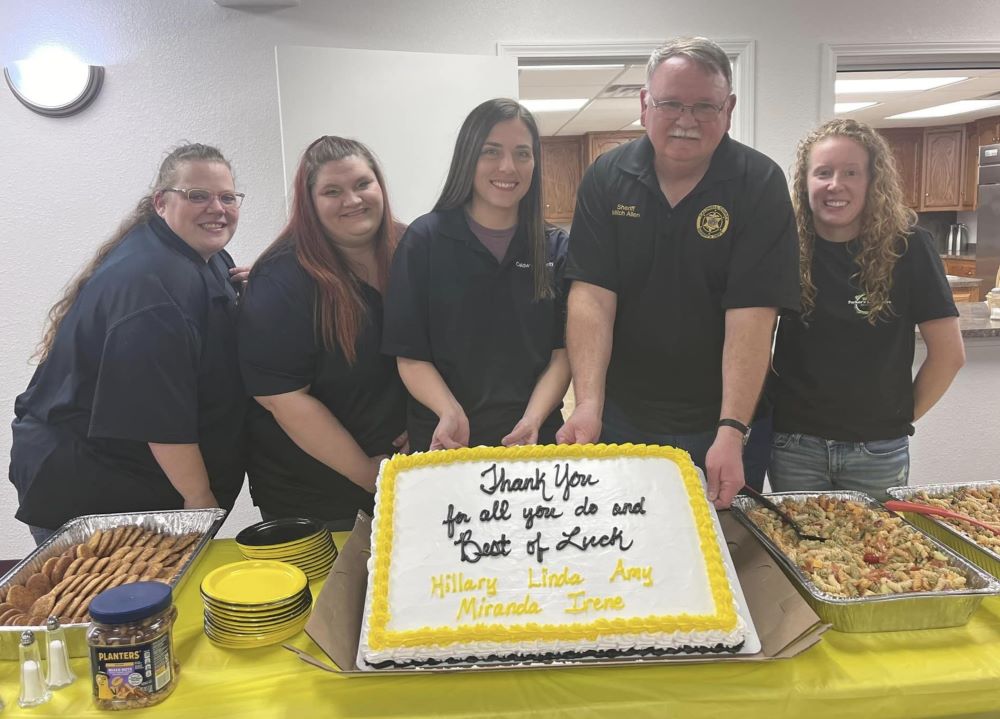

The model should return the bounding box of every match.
[767,118,965,499]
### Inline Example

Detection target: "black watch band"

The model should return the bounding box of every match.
[717,418,751,446]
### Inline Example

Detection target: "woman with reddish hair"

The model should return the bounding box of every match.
[237,136,406,529]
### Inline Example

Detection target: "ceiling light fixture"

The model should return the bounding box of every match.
[3,46,104,117]
[835,101,879,113]
[520,98,588,113]
[520,64,625,72]
[886,99,1000,120]
[835,77,967,94]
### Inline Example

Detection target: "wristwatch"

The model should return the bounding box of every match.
[717,418,751,446]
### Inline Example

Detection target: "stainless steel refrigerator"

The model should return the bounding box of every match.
[976,145,1000,292]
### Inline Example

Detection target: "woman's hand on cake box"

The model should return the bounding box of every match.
[501,417,540,446]
[705,431,746,509]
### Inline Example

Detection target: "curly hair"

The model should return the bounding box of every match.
[791,118,917,324]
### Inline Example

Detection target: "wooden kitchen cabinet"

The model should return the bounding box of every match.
[879,128,923,209]
[977,116,1000,147]
[921,125,965,210]
[585,131,644,165]
[961,121,979,210]
[950,284,982,303]
[943,257,977,277]
[540,137,584,223]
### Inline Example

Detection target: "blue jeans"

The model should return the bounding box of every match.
[768,432,910,501]
[600,401,771,492]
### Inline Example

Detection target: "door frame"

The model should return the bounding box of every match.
[820,42,1000,120]
[497,40,756,147]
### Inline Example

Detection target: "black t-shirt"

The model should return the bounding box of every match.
[238,246,406,521]
[10,216,247,529]
[564,135,800,433]
[381,207,568,451]
[769,227,958,441]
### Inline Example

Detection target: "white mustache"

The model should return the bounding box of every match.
[668,128,701,139]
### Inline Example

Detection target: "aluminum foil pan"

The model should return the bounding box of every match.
[887,482,1000,581]
[730,490,1000,632]
[0,508,226,659]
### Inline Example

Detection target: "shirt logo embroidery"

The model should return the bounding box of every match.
[696,205,730,239]
[611,203,641,219]
[514,261,556,269]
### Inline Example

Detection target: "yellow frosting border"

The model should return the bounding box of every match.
[367,444,739,650]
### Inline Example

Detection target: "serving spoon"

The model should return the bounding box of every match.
[740,486,827,542]
[883,499,1000,537]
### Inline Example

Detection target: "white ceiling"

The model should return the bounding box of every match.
[518,64,647,136]
[834,68,1000,128]
[520,65,1000,138]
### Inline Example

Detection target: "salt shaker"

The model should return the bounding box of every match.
[18,630,52,708]
[45,616,76,689]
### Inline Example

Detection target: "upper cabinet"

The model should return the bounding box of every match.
[540,131,643,223]
[879,119,991,213]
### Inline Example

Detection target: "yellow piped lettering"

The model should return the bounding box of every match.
[608,558,654,587]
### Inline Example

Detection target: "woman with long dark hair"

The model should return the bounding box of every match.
[237,136,406,528]
[767,119,965,499]
[383,98,570,451]
[10,144,247,544]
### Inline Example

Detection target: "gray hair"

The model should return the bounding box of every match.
[646,37,732,90]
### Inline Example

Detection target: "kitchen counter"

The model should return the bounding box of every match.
[955,301,1000,338]
[940,250,977,259]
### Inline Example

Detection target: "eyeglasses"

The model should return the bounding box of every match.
[645,96,727,123]
[165,187,244,208]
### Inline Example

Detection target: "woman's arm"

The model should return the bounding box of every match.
[397,358,469,449]
[147,443,218,508]
[255,387,383,492]
[913,316,965,420]
[502,349,571,446]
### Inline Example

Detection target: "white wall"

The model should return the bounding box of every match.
[3,0,999,558]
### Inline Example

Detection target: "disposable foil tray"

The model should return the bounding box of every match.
[887,482,1000,580]
[730,491,1000,632]
[0,508,226,659]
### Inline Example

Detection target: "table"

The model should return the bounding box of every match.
[2,537,1000,718]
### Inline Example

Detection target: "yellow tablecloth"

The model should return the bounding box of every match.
[2,537,1000,718]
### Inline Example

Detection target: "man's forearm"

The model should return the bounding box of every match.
[148,443,216,507]
[719,307,778,425]
[566,282,617,411]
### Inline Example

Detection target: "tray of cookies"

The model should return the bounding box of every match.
[0,508,226,659]
[887,482,1000,580]
[730,491,1000,632]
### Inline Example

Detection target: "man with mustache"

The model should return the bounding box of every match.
[556,37,799,508]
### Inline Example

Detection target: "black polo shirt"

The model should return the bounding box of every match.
[382,207,568,451]
[565,134,799,433]
[769,228,958,441]
[238,246,406,521]
[10,215,247,529]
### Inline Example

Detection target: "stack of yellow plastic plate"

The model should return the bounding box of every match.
[200,560,311,649]
[235,518,338,581]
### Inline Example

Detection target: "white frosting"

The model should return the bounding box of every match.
[358,451,746,668]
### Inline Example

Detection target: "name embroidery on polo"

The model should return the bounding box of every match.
[696,205,730,239]
[611,203,640,219]
[514,261,556,269]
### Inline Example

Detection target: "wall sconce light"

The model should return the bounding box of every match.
[4,47,104,118]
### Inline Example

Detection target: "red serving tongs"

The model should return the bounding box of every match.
[883,499,1000,537]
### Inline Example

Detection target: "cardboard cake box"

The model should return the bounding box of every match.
[288,511,828,675]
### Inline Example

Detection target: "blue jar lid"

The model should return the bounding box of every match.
[89,582,172,624]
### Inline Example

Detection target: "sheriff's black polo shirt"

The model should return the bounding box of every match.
[238,246,406,521]
[564,134,800,433]
[769,227,958,441]
[382,207,567,451]
[11,215,247,529]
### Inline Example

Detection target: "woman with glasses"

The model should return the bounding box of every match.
[10,144,248,544]
[237,136,407,529]
[767,119,964,499]
[383,98,570,451]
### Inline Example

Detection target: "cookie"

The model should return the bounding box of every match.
[51,556,74,584]
[25,573,52,596]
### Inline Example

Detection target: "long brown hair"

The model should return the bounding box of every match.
[258,136,398,364]
[35,144,232,362]
[435,98,553,301]
[792,118,916,324]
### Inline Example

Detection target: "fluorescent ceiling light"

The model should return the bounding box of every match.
[630,119,642,126]
[835,101,879,113]
[520,64,624,71]
[835,77,966,94]
[520,98,588,113]
[887,100,1000,120]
